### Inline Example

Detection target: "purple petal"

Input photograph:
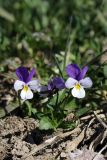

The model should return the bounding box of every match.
[48,80,54,91]
[16,66,29,83]
[26,68,35,83]
[78,66,88,80]
[53,77,65,90]
[40,85,48,92]
[66,64,80,79]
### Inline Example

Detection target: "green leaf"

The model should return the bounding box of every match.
[39,116,54,130]
[48,94,57,107]
[0,7,15,22]
[63,99,77,112]
[76,107,90,117]
[60,122,76,129]
[31,108,37,114]
[103,65,107,77]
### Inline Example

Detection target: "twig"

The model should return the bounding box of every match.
[98,144,107,155]
[89,132,103,151]
[101,129,107,144]
[93,111,107,129]
[81,114,105,120]
[93,144,107,160]
[80,109,103,120]
[22,127,81,159]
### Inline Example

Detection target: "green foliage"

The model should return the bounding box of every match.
[103,65,107,77]
[39,116,58,130]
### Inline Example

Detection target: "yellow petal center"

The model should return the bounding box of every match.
[75,83,81,90]
[23,85,28,92]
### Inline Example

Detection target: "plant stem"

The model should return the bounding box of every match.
[58,90,71,107]
[18,91,23,110]
[55,91,59,107]
[53,55,63,78]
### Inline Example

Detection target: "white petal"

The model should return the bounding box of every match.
[20,88,33,100]
[72,86,85,98]
[26,89,33,99]
[79,77,92,88]
[27,80,41,91]
[14,80,25,91]
[65,78,78,89]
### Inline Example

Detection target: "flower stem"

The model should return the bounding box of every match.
[55,91,59,107]
[18,91,22,110]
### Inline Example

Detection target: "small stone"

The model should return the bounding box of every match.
[60,142,66,148]
[60,152,66,158]
[46,149,52,153]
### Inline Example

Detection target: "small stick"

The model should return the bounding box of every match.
[93,111,107,129]
[92,144,107,160]
[80,109,103,120]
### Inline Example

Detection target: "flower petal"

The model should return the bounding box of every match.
[65,78,78,89]
[78,66,88,80]
[66,64,80,79]
[16,66,29,82]
[72,86,85,98]
[14,80,25,91]
[27,79,40,91]
[48,80,54,90]
[20,88,33,100]
[26,89,33,99]
[26,68,35,83]
[53,77,65,90]
[79,77,92,88]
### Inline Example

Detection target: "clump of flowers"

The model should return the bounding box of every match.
[65,64,92,98]
[14,66,40,100]
[13,64,93,130]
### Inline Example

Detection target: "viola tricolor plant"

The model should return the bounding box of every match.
[14,66,40,100]
[65,64,92,98]
[13,64,93,130]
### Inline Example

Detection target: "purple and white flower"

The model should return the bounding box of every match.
[65,64,92,98]
[14,66,40,100]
